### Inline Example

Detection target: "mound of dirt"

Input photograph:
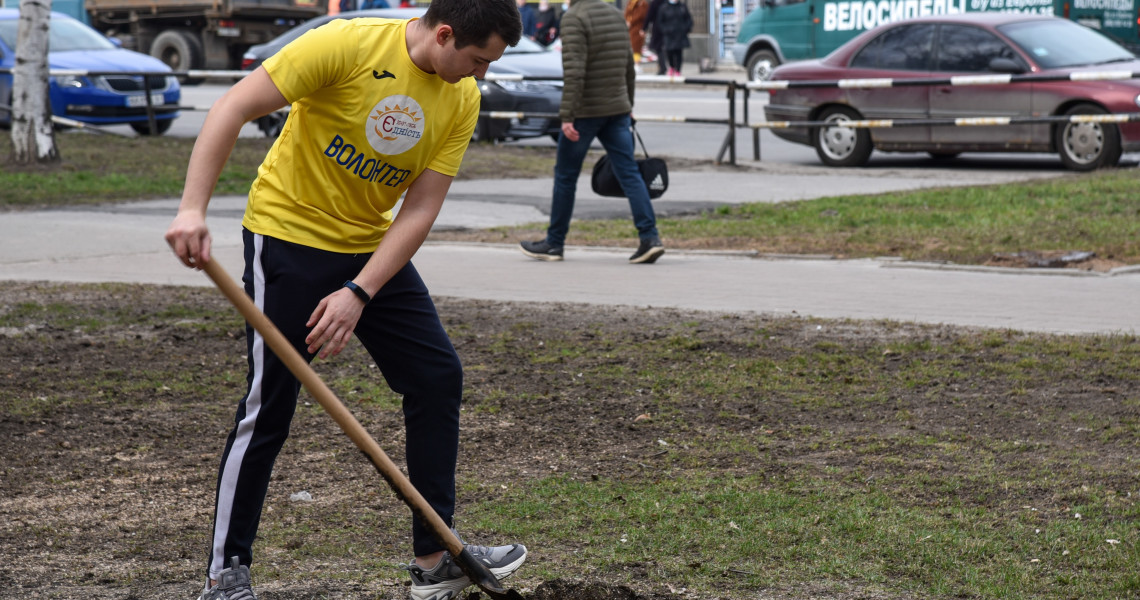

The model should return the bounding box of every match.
[985,249,1127,272]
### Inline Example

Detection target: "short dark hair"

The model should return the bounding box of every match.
[423,0,522,48]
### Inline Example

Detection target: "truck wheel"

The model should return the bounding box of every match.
[1056,103,1121,171]
[151,30,202,76]
[813,106,872,167]
[745,49,779,81]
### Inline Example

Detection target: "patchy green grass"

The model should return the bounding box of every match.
[0,134,272,207]
[537,170,1140,265]
[0,131,557,208]
[465,472,1139,599]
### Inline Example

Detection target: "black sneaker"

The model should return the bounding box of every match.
[629,237,665,264]
[406,542,528,600]
[519,240,564,261]
[198,557,257,600]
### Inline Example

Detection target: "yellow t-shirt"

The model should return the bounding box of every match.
[243,18,480,253]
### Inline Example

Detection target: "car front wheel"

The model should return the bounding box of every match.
[745,49,780,82]
[130,118,174,136]
[1056,103,1121,171]
[0,91,10,128]
[813,106,872,167]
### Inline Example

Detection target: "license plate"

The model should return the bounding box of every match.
[126,93,165,107]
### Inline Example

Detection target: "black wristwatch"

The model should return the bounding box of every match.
[342,280,371,304]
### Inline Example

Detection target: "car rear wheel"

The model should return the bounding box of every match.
[813,106,872,167]
[745,49,779,82]
[471,117,493,144]
[129,118,174,136]
[1056,103,1121,171]
[255,111,287,137]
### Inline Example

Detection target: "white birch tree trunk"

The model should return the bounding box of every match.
[10,0,59,165]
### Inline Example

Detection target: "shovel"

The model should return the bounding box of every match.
[202,258,524,600]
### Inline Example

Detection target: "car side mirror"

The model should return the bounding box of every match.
[988,57,1024,74]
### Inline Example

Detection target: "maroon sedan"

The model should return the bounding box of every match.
[764,13,1140,170]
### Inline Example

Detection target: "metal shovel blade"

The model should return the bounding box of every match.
[453,547,526,600]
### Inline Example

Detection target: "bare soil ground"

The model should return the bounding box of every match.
[0,281,1134,600]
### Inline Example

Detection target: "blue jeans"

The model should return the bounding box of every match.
[546,113,659,248]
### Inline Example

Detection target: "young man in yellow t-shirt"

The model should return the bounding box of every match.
[165,2,524,599]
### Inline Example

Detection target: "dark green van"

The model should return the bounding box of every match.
[731,0,1139,80]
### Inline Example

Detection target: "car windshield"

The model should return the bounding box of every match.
[505,36,547,54]
[998,19,1134,69]
[0,17,117,52]
[272,15,340,49]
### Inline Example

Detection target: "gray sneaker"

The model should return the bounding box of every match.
[406,542,527,600]
[198,556,257,600]
[519,240,564,261]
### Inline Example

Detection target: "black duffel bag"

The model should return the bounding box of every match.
[590,124,668,199]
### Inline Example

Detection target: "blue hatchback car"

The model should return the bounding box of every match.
[0,9,180,135]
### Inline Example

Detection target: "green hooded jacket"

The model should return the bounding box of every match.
[558,0,637,122]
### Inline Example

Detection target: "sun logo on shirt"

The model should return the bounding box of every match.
[365,95,425,155]
[370,104,421,141]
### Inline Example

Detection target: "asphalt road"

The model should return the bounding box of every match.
[103,77,1140,171]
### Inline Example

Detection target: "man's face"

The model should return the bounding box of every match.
[434,29,508,84]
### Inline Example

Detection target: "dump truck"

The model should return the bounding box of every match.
[84,0,328,72]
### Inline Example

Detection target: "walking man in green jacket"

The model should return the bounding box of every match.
[519,0,665,264]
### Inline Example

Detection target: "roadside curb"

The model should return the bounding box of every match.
[882,260,1140,278]
[421,241,1140,278]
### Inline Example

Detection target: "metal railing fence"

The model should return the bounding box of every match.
[5,67,1140,165]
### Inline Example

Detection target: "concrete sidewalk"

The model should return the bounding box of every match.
[3,170,1137,336]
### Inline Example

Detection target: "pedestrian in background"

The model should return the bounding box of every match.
[517,0,537,40]
[533,0,560,46]
[654,0,692,76]
[624,0,649,64]
[520,0,664,264]
[642,0,667,74]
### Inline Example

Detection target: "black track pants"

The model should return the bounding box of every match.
[206,230,462,578]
